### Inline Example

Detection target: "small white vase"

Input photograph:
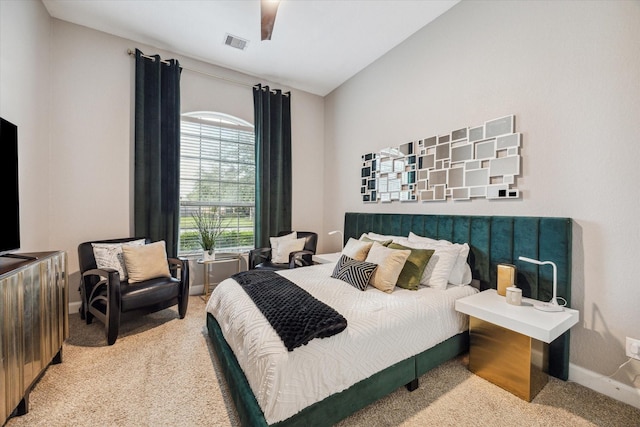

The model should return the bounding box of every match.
[203,250,216,261]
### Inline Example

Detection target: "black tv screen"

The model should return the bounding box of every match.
[0,117,20,254]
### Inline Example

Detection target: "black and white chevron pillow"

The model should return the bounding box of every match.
[331,254,378,291]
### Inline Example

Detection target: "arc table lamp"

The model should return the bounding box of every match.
[328,230,344,246]
[518,256,565,312]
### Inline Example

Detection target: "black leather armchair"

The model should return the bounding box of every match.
[249,231,318,270]
[77,237,189,345]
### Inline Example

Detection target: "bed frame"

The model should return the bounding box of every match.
[206,213,572,426]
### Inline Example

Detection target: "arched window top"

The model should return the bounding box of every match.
[182,111,253,129]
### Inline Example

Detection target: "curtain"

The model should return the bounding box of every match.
[134,49,182,257]
[253,84,292,248]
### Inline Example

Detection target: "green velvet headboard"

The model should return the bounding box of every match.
[343,212,573,380]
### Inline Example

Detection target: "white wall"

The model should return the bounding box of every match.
[1,3,325,303]
[0,0,52,253]
[324,1,640,390]
[48,19,324,302]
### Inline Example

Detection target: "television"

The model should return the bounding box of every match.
[0,117,20,255]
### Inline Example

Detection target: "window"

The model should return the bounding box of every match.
[178,111,255,256]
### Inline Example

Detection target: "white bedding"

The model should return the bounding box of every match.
[206,262,477,424]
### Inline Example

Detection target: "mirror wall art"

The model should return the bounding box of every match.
[360,114,521,203]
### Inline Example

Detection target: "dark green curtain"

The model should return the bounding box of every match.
[134,49,181,257]
[253,84,292,248]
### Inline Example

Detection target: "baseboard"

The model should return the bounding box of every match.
[69,301,81,314]
[569,363,640,409]
[68,285,205,315]
[190,284,204,296]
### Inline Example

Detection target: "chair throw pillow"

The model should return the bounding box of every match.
[331,254,378,291]
[121,240,171,284]
[92,239,146,279]
[272,237,306,264]
[269,232,296,263]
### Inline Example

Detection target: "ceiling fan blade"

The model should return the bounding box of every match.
[261,0,280,41]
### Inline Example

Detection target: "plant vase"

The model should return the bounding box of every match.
[203,250,216,261]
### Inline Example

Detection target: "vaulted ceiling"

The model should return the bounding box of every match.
[42,0,459,96]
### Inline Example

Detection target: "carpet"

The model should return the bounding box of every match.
[5,296,640,427]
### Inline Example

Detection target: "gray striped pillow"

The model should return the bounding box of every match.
[331,255,378,291]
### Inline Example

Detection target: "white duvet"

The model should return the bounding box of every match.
[205,262,477,424]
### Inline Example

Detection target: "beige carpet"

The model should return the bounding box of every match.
[6,295,639,427]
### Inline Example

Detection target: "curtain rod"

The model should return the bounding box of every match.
[127,48,253,89]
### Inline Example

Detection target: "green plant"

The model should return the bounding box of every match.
[192,208,224,252]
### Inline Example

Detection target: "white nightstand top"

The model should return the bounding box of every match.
[455,289,579,343]
[312,252,341,264]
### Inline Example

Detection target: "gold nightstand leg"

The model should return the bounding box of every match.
[469,317,549,401]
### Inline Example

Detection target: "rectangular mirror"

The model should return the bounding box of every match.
[490,155,520,176]
[485,115,514,138]
[465,168,489,187]
[451,144,473,163]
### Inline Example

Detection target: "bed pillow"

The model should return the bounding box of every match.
[331,254,378,291]
[449,243,472,285]
[121,240,171,284]
[341,238,374,261]
[92,239,146,279]
[272,237,306,264]
[396,239,460,290]
[359,235,393,247]
[367,232,406,243]
[407,233,472,286]
[408,231,445,245]
[364,242,411,293]
[387,243,435,291]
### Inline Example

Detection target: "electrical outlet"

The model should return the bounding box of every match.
[626,337,640,360]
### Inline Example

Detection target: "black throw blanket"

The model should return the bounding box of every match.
[232,270,347,351]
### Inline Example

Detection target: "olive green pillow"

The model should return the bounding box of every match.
[388,243,435,290]
[360,235,393,247]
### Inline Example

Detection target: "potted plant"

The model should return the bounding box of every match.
[192,207,224,261]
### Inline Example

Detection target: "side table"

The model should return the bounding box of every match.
[198,253,242,300]
[455,289,579,401]
[312,252,341,264]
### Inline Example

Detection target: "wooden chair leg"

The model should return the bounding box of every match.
[106,309,120,345]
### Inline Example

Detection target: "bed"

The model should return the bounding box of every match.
[206,213,573,426]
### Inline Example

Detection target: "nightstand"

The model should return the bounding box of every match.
[312,252,341,264]
[455,289,579,401]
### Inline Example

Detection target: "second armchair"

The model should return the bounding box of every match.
[249,231,318,270]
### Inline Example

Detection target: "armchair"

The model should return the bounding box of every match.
[77,237,189,345]
[249,231,318,270]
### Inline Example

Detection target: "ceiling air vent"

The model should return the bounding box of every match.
[224,34,248,51]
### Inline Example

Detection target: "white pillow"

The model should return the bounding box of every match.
[395,238,460,290]
[449,243,472,285]
[363,232,406,244]
[364,242,410,293]
[342,238,374,261]
[408,231,449,246]
[92,239,146,279]
[272,237,306,264]
[407,233,472,286]
[270,232,296,260]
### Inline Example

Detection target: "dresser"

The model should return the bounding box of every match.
[1,251,69,424]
